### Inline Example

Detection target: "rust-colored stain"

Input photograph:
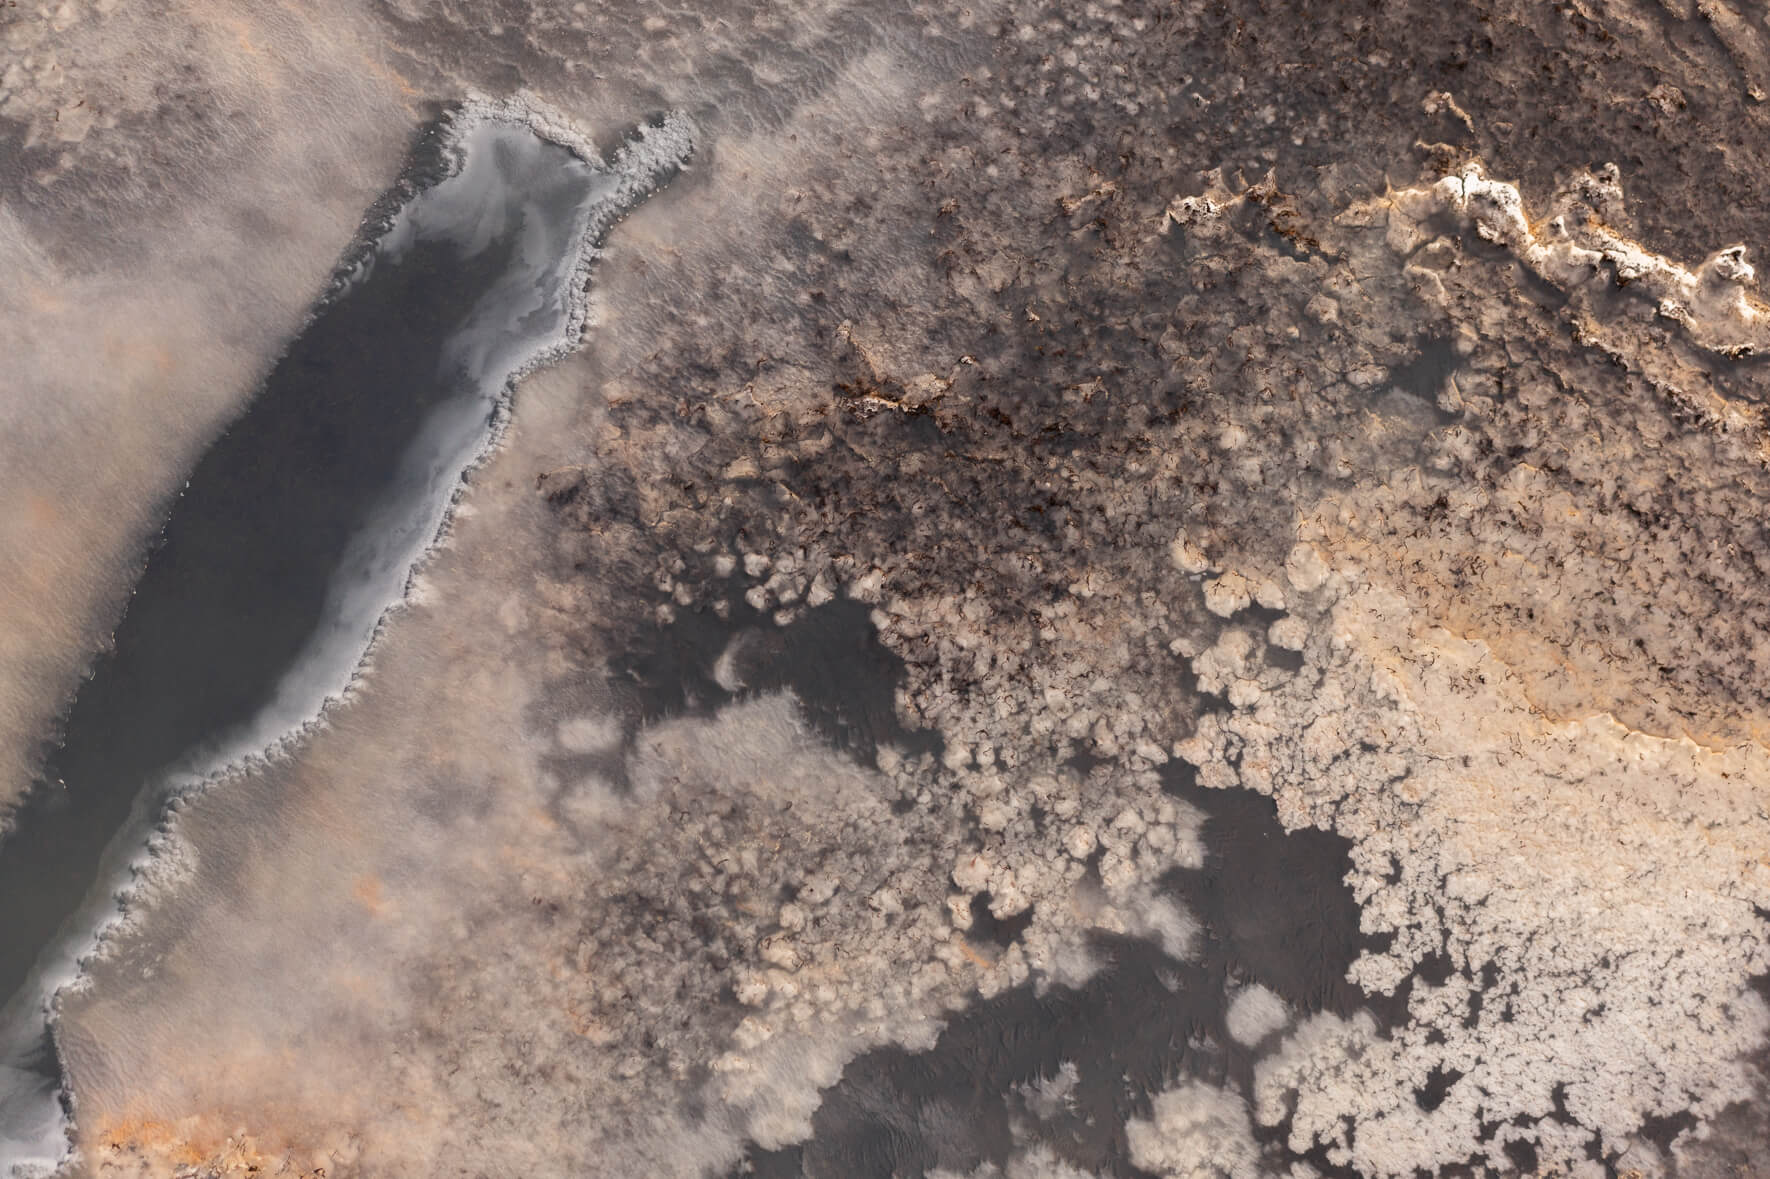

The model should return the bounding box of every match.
[1307,505,1770,754]
[352,873,385,916]
[25,495,59,530]
[956,939,995,971]
[99,1119,203,1163]
[94,1112,338,1177]
[22,283,68,315]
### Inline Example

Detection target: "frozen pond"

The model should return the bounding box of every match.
[0,106,687,1176]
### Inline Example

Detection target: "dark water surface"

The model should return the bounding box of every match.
[608,597,944,766]
[0,113,634,1175]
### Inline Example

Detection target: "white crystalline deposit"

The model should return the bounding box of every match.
[555,712,621,754]
[1125,1080,1265,1179]
[1174,548,1770,1176]
[1224,983,1289,1047]
[932,764,1205,999]
[934,1144,1102,1179]
[1015,1061,1081,1122]
[546,693,1212,1161]
[1370,157,1770,358]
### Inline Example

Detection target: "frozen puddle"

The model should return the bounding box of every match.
[0,99,690,1176]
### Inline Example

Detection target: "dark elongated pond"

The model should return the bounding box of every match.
[0,105,686,1176]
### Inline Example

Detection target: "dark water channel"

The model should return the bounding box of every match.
[0,110,676,1175]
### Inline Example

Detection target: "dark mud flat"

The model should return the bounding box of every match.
[734,772,1377,1179]
[0,111,629,1173]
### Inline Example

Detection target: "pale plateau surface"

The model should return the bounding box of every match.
[6,1,1770,1178]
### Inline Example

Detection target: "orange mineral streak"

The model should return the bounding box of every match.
[361,54,424,105]
[7,498,69,601]
[95,1117,212,1167]
[93,1118,340,1179]
[956,939,995,971]
[90,1100,354,1176]
[25,495,61,530]
[91,1115,339,1176]
[351,873,385,917]
[22,283,67,315]
[1305,507,1770,755]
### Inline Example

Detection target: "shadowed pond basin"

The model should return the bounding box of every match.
[0,108,685,1176]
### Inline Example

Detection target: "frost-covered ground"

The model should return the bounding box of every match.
[8,0,1770,1176]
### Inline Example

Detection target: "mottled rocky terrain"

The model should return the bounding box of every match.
[8,0,1770,1177]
